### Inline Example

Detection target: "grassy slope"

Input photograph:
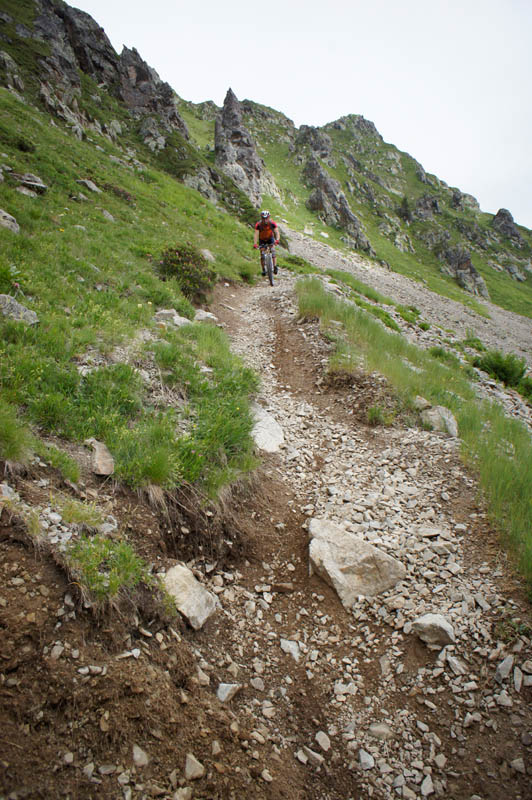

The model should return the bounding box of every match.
[0,89,260,494]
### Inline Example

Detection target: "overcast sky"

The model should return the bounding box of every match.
[73,0,532,228]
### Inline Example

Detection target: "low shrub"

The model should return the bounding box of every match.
[397,304,420,324]
[103,183,135,205]
[367,405,384,426]
[473,349,527,387]
[281,254,317,274]
[518,375,532,401]
[157,244,216,302]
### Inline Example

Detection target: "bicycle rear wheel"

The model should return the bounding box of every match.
[264,252,274,286]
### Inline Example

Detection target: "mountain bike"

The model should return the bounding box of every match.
[260,243,276,287]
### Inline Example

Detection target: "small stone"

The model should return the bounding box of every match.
[510,757,525,774]
[359,749,375,770]
[495,655,514,683]
[83,763,94,779]
[368,722,393,741]
[217,683,242,702]
[50,644,64,660]
[261,769,273,782]
[302,746,324,767]
[315,731,330,752]
[63,752,74,764]
[421,775,434,796]
[174,789,193,800]
[412,613,455,645]
[185,753,205,780]
[280,638,300,662]
[132,744,149,767]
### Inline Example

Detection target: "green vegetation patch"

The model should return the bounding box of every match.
[158,244,216,302]
[0,90,261,497]
[66,535,152,602]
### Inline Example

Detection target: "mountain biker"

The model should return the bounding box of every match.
[253,210,280,276]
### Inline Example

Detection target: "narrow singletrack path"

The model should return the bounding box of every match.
[202,273,532,800]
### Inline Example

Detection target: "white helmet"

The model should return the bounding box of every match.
[261,210,270,218]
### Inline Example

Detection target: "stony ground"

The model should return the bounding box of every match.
[1,247,532,800]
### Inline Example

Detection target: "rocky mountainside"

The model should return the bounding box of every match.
[1,2,532,799]
[1,0,531,316]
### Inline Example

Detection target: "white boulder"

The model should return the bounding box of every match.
[421,405,458,437]
[412,613,455,645]
[251,404,284,453]
[308,518,406,607]
[163,564,217,630]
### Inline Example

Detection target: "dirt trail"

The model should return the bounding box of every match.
[206,272,532,800]
[1,269,531,800]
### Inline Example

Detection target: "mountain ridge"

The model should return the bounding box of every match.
[1,0,531,319]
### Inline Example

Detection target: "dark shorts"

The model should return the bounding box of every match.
[259,238,275,250]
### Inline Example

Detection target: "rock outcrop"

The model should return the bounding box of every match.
[214,89,277,206]
[414,194,441,221]
[303,156,374,254]
[492,208,524,246]
[440,246,489,299]
[10,0,188,142]
[296,126,333,160]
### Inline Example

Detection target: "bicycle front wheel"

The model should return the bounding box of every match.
[264,252,274,286]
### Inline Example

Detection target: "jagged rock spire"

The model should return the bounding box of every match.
[214,88,265,206]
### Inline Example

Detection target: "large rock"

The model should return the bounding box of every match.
[28,1,188,139]
[0,295,38,325]
[251,404,284,453]
[440,246,489,299]
[0,50,24,92]
[413,194,441,220]
[296,126,332,159]
[492,208,523,245]
[154,309,192,328]
[421,405,458,437]
[0,209,20,234]
[164,564,217,630]
[84,437,114,476]
[308,518,406,607]
[412,613,455,645]
[117,47,189,138]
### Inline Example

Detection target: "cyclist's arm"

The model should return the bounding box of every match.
[253,229,259,246]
